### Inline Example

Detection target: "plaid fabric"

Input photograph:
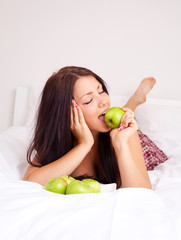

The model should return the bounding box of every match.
[138,129,168,170]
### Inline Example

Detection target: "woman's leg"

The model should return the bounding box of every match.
[124,77,156,111]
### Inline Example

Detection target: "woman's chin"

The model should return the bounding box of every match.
[90,126,111,136]
[89,121,112,134]
[99,125,112,133]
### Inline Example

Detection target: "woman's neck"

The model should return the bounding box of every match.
[91,130,99,141]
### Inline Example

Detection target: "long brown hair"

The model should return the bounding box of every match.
[27,66,121,186]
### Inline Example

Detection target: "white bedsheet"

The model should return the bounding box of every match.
[0,126,181,240]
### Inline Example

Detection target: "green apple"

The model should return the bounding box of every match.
[82,179,101,193]
[60,175,75,184]
[104,107,125,129]
[44,176,68,194]
[66,180,93,194]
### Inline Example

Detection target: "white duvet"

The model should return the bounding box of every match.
[0,98,181,240]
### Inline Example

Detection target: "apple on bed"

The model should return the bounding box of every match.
[44,176,68,194]
[66,180,93,194]
[60,175,75,184]
[45,175,101,195]
[82,178,101,193]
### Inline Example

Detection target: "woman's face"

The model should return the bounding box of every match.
[73,76,111,134]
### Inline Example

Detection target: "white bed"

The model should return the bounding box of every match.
[0,87,181,240]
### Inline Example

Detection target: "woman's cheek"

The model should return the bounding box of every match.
[82,106,96,124]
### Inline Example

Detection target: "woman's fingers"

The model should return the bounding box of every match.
[122,116,134,127]
[70,105,74,129]
[71,100,94,147]
[76,104,86,124]
[71,100,86,127]
[72,100,79,124]
[121,107,134,127]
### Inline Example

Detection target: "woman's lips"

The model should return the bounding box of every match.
[98,114,106,123]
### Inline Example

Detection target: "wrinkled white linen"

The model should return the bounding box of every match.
[0,176,172,240]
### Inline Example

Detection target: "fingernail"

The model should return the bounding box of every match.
[75,103,79,108]
[118,124,123,131]
[72,100,74,104]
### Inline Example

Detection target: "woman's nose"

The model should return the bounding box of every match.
[98,96,107,107]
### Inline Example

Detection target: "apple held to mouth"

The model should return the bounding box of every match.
[82,179,101,193]
[44,176,68,194]
[104,107,125,129]
[66,180,94,194]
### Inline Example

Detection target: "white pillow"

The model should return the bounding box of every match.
[24,86,42,127]
[110,95,181,140]
[135,98,181,138]
[134,98,181,156]
[110,95,130,108]
[0,127,31,179]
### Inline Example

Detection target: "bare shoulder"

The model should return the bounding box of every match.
[23,155,41,180]
[31,155,42,166]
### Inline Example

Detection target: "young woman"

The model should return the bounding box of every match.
[23,66,155,189]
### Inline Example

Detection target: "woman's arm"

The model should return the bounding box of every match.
[110,108,152,189]
[23,143,92,186]
[113,132,152,189]
[23,100,94,186]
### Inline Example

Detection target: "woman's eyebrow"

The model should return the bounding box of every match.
[80,84,101,100]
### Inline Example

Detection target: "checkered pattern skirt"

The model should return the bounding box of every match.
[138,130,168,170]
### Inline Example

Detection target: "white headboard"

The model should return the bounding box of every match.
[13,87,30,126]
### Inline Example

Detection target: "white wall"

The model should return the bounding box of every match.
[1,0,181,133]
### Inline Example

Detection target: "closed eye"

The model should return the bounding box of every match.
[99,90,105,94]
[83,99,93,105]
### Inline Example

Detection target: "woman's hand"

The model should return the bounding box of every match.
[110,107,138,149]
[71,100,94,149]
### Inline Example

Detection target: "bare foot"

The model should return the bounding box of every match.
[134,77,156,105]
[124,77,156,111]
